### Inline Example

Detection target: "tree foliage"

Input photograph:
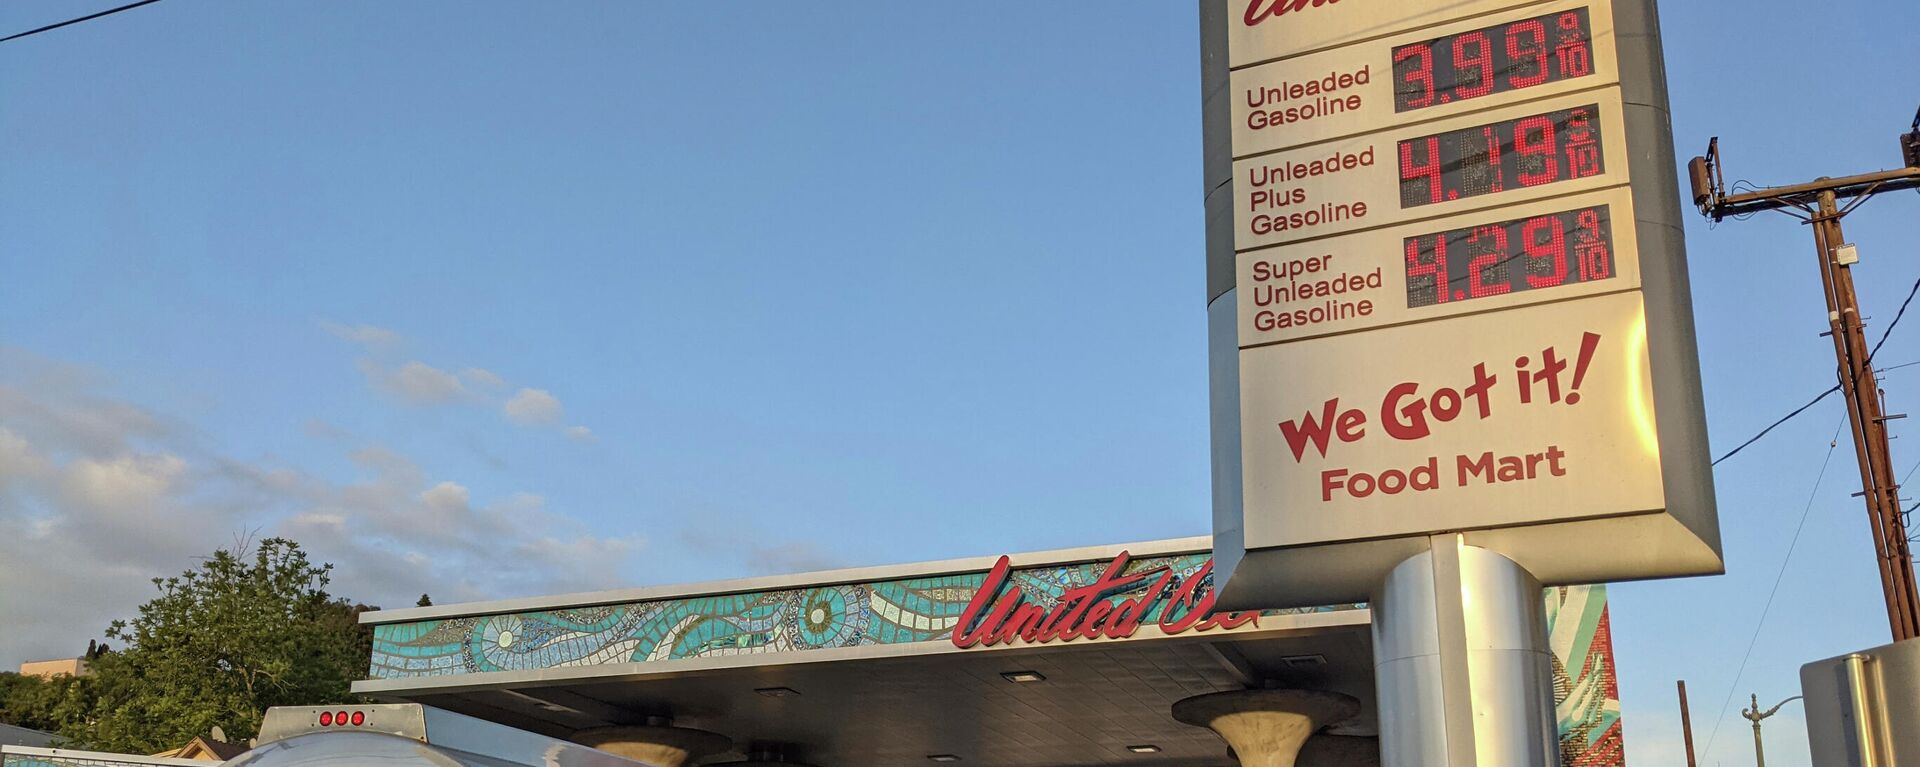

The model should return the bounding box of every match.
[51,538,371,752]
[0,671,90,734]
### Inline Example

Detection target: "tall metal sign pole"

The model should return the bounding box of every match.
[1200,2,1721,764]
[1690,135,1920,641]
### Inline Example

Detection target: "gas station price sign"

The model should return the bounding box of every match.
[1391,8,1595,113]
[1227,0,1621,157]
[1404,204,1615,308]
[1205,0,1720,609]
[1398,103,1606,208]
[1232,90,1629,251]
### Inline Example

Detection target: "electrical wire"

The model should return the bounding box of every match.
[0,0,162,44]
[1701,418,1845,761]
[1870,273,1920,362]
[1712,385,1842,466]
[1713,270,1920,466]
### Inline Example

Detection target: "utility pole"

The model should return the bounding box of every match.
[1739,693,1802,767]
[1677,680,1699,767]
[1690,110,1920,641]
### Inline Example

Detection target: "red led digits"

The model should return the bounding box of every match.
[1466,225,1513,299]
[1562,108,1603,180]
[1403,205,1617,309]
[1514,115,1560,187]
[1400,136,1445,207]
[1405,235,1449,308]
[1397,104,1605,209]
[1392,8,1595,113]
[1574,209,1612,280]
[1395,43,1436,109]
[1505,19,1549,89]
[1556,12,1594,78]
[1452,31,1495,100]
[1522,215,1569,289]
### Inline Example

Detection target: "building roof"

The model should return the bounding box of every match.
[0,725,55,749]
[149,738,247,762]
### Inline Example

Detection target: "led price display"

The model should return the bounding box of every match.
[1398,104,1606,209]
[1392,8,1596,113]
[1404,204,1615,308]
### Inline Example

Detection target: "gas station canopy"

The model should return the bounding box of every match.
[353,537,1620,767]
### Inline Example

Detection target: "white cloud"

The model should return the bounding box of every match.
[420,481,470,515]
[0,351,638,668]
[358,360,467,404]
[504,388,563,426]
[460,368,505,389]
[321,322,403,349]
[322,327,591,437]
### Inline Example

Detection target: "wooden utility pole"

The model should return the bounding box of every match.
[1677,680,1699,767]
[1691,123,1920,641]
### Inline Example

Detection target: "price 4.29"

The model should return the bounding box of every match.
[1404,205,1617,309]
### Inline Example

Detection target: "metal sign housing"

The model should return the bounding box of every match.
[1204,0,1719,610]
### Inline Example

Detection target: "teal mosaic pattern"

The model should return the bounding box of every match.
[369,553,1352,678]
[2,755,187,767]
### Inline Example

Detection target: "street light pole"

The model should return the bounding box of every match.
[1740,693,1803,767]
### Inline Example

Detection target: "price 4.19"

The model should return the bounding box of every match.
[1398,104,1607,209]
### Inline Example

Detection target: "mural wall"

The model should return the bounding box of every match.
[369,553,1626,766]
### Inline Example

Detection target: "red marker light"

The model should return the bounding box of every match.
[319,712,334,726]
[349,711,366,726]
[336,711,349,726]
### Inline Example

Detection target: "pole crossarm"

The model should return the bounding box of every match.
[1708,168,1920,220]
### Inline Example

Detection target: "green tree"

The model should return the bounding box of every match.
[61,538,369,752]
[0,671,77,733]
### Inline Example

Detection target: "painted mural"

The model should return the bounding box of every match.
[368,554,1351,677]
[369,554,1626,767]
[1,754,183,767]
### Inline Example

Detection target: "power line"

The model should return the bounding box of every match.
[1711,270,1920,467]
[1870,273,1920,362]
[1713,385,1842,466]
[0,0,163,45]
[1702,418,1845,760]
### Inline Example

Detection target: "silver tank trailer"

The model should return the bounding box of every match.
[223,705,660,767]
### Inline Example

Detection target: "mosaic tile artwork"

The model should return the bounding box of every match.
[369,555,1626,766]
[2,754,181,767]
[368,553,1352,677]
[1550,584,1625,767]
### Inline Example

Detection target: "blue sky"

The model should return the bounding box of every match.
[2,2,1917,765]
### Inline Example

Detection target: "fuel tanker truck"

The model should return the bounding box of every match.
[222,705,663,767]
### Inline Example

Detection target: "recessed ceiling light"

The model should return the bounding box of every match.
[1279,654,1328,668]
[754,687,800,698]
[926,755,961,763]
[999,670,1046,683]
[1125,745,1161,754]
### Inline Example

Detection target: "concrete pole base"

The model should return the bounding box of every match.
[1172,689,1362,767]
[571,725,734,767]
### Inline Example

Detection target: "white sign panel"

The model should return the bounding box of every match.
[1233,88,1632,250]
[1237,187,1644,346]
[1239,290,1662,544]
[1228,0,1542,67]
[1229,0,1621,156]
